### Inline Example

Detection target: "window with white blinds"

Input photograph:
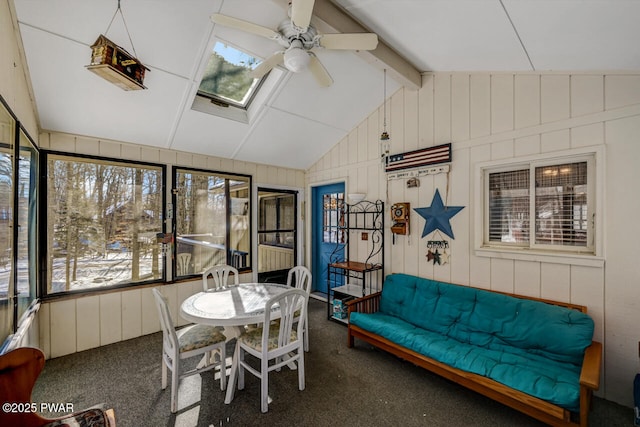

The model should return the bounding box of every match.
[484,156,594,253]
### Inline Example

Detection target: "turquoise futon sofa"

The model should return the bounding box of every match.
[347,273,602,427]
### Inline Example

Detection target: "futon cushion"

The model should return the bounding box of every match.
[350,311,582,411]
[378,274,594,365]
[350,273,595,412]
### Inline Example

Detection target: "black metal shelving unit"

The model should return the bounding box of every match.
[327,199,384,323]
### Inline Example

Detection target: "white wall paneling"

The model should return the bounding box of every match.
[37,131,305,358]
[5,0,640,403]
[76,295,100,352]
[307,71,640,407]
[121,288,142,341]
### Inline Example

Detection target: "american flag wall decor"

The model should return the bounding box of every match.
[385,143,451,172]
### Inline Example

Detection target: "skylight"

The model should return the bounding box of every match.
[197,42,263,109]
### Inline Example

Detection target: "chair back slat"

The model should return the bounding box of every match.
[152,288,179,355]
[263,288,308,352]
[203,265,239,291]
[287,266,311,294]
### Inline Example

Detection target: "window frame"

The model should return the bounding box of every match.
[0,94,40,349]
[257,189,297,250]
[172,166,253,279]
[16,127,39,320]
[474,146,604,267]
[191,38,285,125]
[196,41,266,110]
[41,151,166,298]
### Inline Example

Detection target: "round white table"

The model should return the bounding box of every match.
[179,282,293,404]
[180,283,291,328]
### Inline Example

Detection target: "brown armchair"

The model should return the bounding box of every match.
[0,347,116,427]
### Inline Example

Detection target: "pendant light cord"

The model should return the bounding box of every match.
[105,0,138,58]
[382,69,387,133]
[380,69,389,143]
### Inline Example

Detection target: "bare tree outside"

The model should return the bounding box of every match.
[47,155,163,293]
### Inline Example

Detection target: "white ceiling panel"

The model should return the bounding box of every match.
[15,0,220,78]
[335,0,531,71]
[19,23,189,147]
[504,0,640,71]
[12,0,640,171]
[236,108,346,169]
[171,108,250,158]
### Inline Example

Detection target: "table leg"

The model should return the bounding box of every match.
[224,341,240,404]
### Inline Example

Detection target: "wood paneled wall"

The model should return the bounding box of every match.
[307,72,640,407]
[0,0,37,136]
[258,245,294,273]
[37,131,305,359]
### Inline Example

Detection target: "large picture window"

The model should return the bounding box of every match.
[173,168,251,278]
[45,154,164,295]
[483,154,595,254]
[0,96,39,349]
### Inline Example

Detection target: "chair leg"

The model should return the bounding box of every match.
[161,357,168,390]
[260,357,269,413]
[170,361,179,413]
[219,346,226,391]
[238,347,245,391]
[304,320,309,352]
[224,342,240,405]
[298,346,305,391]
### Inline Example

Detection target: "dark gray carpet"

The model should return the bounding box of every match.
[33,298,632,426]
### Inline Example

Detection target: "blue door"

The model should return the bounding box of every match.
[311,182,345,295]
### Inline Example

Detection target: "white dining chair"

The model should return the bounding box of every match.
[176,253,191,276]
[152,288,227,413]
[202,264,239,291]
[233,288,308,413]
[287,265,312,352]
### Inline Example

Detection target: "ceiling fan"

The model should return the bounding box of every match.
[211,0,378,87]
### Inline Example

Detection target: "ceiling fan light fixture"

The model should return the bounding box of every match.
[284,46,310,72]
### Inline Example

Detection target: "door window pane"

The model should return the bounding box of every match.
[323,192,344,244]
[175,170,251,277]
[257,190,297,281]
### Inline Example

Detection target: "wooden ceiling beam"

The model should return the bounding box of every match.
[311,0,422,90]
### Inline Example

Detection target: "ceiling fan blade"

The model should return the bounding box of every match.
[319,33,378,51]
[308,54,333,87]
[211,13,280,40]
[250,52,284,78]
[291,0,315,31]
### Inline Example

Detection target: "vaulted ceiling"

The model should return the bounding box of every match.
[13,0,640,170]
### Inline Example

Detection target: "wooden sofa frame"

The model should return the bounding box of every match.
[347,290,602,427]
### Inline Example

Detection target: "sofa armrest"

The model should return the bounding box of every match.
[347,291,382,317]
[580,340,602,390]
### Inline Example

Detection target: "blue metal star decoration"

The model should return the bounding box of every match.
[414,189,464,239]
